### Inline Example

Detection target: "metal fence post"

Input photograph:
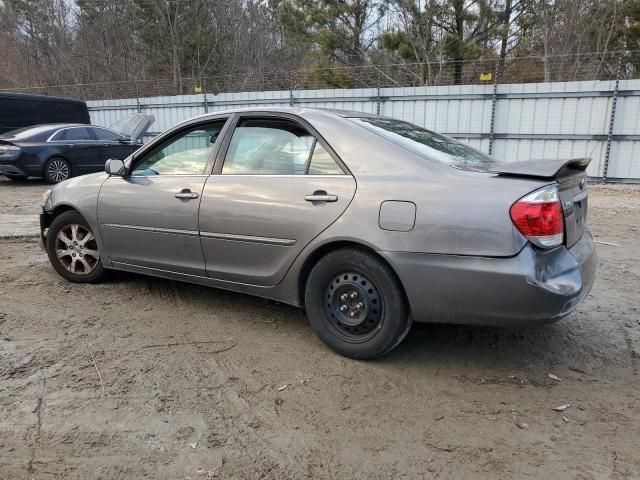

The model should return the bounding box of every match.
[289,71,295,107]
[136,96,142,113]
[202,81,208,114]
[488,62,499,156]
[603,58,622,183]
[376,72,381,115]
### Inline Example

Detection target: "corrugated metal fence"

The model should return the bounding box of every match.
[88,79,640,181]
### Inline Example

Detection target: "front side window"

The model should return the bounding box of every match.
[131,120,226,176]
[351,117,496,171]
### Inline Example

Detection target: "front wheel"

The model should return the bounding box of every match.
[305,248,411,359]
[44,157,71,183]
[45,211,106,283]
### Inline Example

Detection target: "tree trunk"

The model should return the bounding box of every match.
[499,0,513,74]
[453,0,464,84]
[543,34,550,82]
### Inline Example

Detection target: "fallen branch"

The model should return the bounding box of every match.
[425,441,456,453]
[142,340,231,349]
[594,240,620,247]
[83,338,105,397]
[197,343,237,354]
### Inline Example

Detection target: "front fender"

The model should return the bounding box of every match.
[43,172,111,266]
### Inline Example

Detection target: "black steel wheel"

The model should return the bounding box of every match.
[323,270,384,342]
[45,211,106,283]
[305,248,411,359]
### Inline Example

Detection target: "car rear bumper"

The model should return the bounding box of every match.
[381,230,597,326]
[0,163,27,177]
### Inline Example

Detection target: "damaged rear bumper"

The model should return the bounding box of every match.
[381,230,597,326]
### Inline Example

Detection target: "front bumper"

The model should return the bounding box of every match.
[39,211,51,250]
[382,231,597,326]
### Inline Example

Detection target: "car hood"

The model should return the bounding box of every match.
[109,113,155,142]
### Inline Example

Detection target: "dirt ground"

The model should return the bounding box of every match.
[0,177,639,479]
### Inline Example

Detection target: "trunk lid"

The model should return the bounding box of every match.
[493,158,590,248]
[109,113,155,143]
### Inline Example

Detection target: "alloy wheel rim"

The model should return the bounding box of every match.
[48,160,69,182]
[54,224,99,275]
[323,271,384,343]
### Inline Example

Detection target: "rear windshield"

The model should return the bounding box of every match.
[350,117,496,171]
[0,125,56,142]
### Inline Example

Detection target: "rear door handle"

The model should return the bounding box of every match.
[175,189,199,200]
[305,191,338,203]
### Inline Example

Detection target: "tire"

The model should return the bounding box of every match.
[45,211,106,283]
[44,157,71,183]
[305,248,412,359]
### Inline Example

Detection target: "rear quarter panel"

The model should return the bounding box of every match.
[300,110,550,257]
[16,143,59,176]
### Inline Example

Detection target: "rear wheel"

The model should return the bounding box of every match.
[44,157,71,183]
[305,248,411,359]
[45,211,106,283]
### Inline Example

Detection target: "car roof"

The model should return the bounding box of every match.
[189,106,372,122]
[0,123,98,141]
[16,123,90,133]
[0,92,87,105]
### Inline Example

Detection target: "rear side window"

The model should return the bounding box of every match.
[222,118,344,175]
[351,117,496,171]
[223,119,313,175]
[308,143,344,175]
[91,127,123,141]
[54,127,92,141]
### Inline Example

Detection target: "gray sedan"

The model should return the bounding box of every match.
[40,108,597,359]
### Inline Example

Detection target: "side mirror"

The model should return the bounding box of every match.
[105,158,125,176]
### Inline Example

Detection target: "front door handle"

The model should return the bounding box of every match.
[305,190,338,203]
[175,189,199,200]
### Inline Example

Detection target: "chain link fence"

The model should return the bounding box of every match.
[3,51,640,101]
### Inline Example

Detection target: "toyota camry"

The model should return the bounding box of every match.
[39,107,597,359]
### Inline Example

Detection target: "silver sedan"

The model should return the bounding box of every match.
[40,108,597,359]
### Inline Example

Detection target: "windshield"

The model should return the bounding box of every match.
[351,117,496,171]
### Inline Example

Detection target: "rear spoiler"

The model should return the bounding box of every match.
[491,158,591,179]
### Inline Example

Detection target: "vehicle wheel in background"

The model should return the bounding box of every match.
[45,211,106,283]
[44,157,71,183]
[305,248,412,359]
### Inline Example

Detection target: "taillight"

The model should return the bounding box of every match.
[0,144,21,160]
[510,185,564,248]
